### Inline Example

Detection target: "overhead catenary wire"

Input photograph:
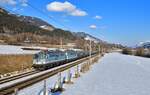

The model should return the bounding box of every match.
[0,2,78,48]
[0,5,21,15]
[26,2,73,48]
[0,2,71,31]
[26,2,71,31]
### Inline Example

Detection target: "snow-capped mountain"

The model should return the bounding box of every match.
[73,32,103,43]
[40,25,54,31]
[18,16,55,31]
[137,41,150,48]
[85,36,99,43]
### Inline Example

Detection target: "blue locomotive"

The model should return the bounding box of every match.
[32,49,91,70]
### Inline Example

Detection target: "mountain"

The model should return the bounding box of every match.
[0,7,47,34]
[0,7,54,31]
[0,8,8,14]
[138,41,150,48]
[73,32,103,43]
[0,7,77,44]
[0,7,122,50]
[18,16,54,31]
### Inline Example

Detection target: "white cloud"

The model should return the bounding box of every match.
[0,0,17,5]
[70,9,87,16]
[89,25,97,29]
[94,15,102,20]
[0,0,28,6]
[19,0,28,6]
[46,1,87,16]
[46,1,75,12]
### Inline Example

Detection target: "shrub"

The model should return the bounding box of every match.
[0,54,33,74]
[122,48,132,55]
[135,48,144,56]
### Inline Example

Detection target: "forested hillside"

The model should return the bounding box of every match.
[0,8,78,44]
[0,7,122,50]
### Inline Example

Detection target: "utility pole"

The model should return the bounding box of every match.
[60,38,63,49]
[99,44,101,54]
[89,39,92,64]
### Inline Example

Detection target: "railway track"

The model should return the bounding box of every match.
[0,54,100,95]
[0,70,39,84]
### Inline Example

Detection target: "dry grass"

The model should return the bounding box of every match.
[0,54,33,74]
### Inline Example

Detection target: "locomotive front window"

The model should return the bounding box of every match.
[33,54,38,59]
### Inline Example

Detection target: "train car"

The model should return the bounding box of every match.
[32,50,83,70]
[65,50,78,61]
[33,50,66,70]
[32,49,97,70]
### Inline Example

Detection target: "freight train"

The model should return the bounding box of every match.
[32,49,97,70]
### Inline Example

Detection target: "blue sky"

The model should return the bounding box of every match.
[0,0,149,46]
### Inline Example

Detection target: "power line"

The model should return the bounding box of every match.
[0,5,21,14]
[0,3,72,30]
[26,2,71,30]
[26,2,73,47]
[0,3,71,46]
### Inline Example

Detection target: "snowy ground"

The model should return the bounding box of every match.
[15,53,150,95]
[62,53,150,95]
[0,45,59,54]
[0,45,41,54]
[0,45,83,54]
[17,62,84,95]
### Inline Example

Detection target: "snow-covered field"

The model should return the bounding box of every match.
[0,45,80,54]
[15,53,150,95]
[0,45,41,54]
[17,62,84,95]
[0,45,59,54]
[62,53,150,95]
